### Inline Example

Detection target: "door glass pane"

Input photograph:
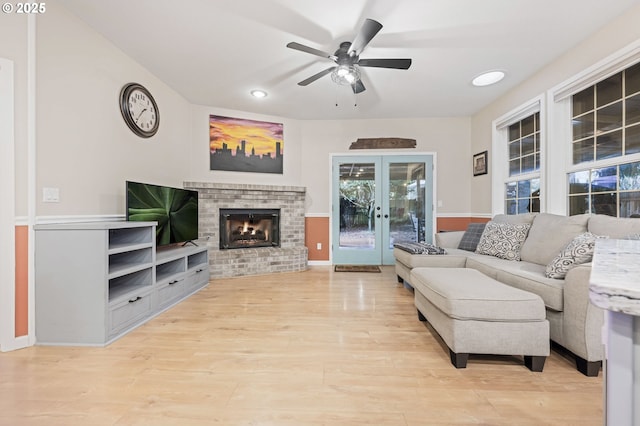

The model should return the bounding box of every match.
[388,163,425,246]
[338,163,375,249]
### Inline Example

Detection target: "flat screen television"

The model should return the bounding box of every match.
[126,181,199,246]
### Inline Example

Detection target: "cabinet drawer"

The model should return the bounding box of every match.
[108,290,152,336]
[185,266,210,294]
[156,277,186,309]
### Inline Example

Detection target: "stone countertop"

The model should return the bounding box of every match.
[589,238,640,315]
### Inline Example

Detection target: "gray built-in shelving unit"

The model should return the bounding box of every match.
[35,221,209,346]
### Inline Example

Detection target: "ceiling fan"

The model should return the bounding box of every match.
[286,18,412,94]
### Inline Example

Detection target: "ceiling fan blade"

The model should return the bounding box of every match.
[287,42,337,61]
[352,79,366,94]
[358,58,412,69]
[298,66,336,86]
[348,19,383,55]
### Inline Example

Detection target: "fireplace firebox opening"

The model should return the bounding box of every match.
[219,208,280,249]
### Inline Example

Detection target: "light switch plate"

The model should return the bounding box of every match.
[43,187,60,203]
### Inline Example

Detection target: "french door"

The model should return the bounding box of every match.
[332,154,434,265]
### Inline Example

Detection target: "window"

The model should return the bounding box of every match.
[572,62,640,164]
[504,112,541,214]
[568,61,640,217]
[506,178,540,215]
[568,160,640,217]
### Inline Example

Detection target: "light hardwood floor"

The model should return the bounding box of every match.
[0,266,603,425]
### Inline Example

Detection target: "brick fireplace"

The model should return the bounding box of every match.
[183,182,308,278]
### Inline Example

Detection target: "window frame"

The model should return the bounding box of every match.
[547,38,640,216]
[491,95,545,216]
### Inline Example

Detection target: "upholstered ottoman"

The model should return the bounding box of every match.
[411,267,549,371]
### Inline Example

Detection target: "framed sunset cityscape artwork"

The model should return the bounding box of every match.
[209,115,284,174]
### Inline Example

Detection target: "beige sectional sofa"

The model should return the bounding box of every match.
[394,213,640,376]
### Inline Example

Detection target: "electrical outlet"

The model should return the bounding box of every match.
[316,242,322,250]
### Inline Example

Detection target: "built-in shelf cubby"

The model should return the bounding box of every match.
[35,221,210,346]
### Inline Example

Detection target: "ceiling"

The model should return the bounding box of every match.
[58,0,640,120]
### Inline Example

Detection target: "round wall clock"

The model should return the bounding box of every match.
[119,82,159,138]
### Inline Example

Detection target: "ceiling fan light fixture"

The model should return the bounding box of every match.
[472,70,506,87]
[331,65,360,86]
[250,89,268,98]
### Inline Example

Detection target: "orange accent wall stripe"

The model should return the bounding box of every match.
[15,225,28,337]
[305,217,329,261]
[436,216,491,232]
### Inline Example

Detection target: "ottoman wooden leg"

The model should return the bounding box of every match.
[524,355,546,372]
[449,350,469,368]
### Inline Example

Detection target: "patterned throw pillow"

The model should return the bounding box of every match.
[393,242,446,255]
[457,223,487,252]
[475,221,531,261]
[545,232,601,279]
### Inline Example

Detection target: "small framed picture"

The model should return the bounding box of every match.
[473,151,488,176]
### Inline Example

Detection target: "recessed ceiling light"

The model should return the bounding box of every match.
[472,71,505,87]
[250,90,268,98]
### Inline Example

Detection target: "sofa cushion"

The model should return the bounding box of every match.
[475,221,531,261]
[410,267,546,322]
[545,232,600,279]
[492,213,538,225]
[588,214,640,238]
[520,213,589,266]
[466,256,565,311]
[457,223,486,251]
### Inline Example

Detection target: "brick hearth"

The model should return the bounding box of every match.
[183,182,308,278]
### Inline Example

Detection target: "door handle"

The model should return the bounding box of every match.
[376,214,381,218]
[384,214,389,219]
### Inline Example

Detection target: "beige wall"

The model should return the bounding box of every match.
[1,14,28,217]
[299,117,472,215]
[35,5,192,217]
[187,105,303,187]
[470,3,640,215]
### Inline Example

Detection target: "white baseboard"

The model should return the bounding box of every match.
[308,260,331,266]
